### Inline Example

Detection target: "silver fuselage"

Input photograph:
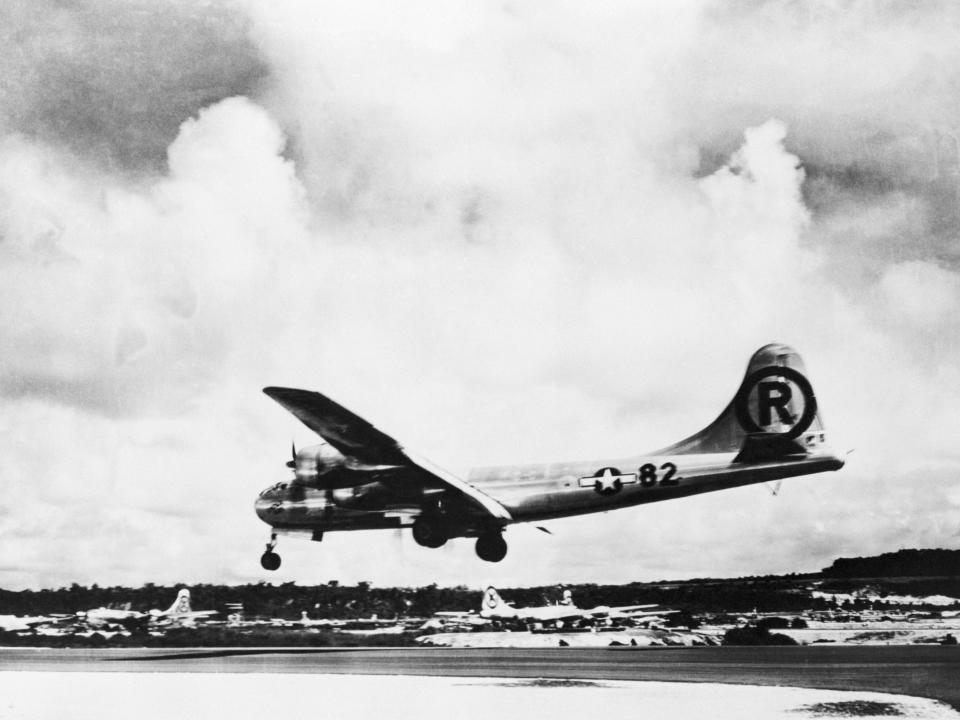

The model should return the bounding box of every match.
[255,443,844,537]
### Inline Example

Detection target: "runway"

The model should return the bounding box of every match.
[4,670,958,720]
[3,646,960,711]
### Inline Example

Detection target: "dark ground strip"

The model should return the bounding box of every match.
[2,646,959,711]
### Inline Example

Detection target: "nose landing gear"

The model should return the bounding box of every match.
[260,532,281,571]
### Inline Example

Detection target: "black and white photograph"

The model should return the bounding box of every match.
[1,1,960,717]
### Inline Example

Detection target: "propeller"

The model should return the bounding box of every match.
[286,441,297,469]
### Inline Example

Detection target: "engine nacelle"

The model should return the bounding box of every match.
[292,443,357,488]
[329,484,386,510]
[291,443,401,490]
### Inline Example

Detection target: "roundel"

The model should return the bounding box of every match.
[734,365,817,440]
[592,467,623,497]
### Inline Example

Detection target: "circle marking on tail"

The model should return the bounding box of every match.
[734,365,817,439]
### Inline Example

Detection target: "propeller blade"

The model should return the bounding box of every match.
[286,441,297,469]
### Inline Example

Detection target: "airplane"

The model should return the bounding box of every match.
[424,611,491,631]
[478,586,668,626]
[148,589,217,624]
[77,606,145,626]
[255,343,844,569]
[296,611,346,628]
[0,614,68,632]
[78,589,215,627]
[338,623,408,635]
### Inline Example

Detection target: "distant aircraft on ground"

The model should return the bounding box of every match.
[0,615,66,632]
[297,611,346,628]
[256,343,843,569]
[478,587,670,626]
[77,607,144,626]
[148,588,217,624]
[78,589,215,627]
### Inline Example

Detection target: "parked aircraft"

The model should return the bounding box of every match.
[78,589,215,627]
[297,611,346,628]
[148,589,217,624]
[478,587,666,625]
[0,615,66,632]
[77,607,144,626]
[256,343,843,569]
[424,611,491,631]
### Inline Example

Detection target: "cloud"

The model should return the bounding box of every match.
[0,97,307,419]
[1,0,959,590]
[878,260,960,330]
[0,0,267,173]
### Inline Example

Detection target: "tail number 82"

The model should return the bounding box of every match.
[639,462,680,487]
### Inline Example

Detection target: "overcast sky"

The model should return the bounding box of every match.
[1,0,959,591]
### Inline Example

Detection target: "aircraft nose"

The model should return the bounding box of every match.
[254,495,275,524]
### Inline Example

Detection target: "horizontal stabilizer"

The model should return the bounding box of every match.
[733,433,809,463]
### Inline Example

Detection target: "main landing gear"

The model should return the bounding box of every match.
[260,532,281,571]
[411,514,508,562]
[412,514,448,548]
[475,531,507,563]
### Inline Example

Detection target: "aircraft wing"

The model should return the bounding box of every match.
[600,604,659,616]
[164,610,218,619]
[404,450,512,522]
[263,387,409,466]
[615,608,679,618]
[434,611,478,618]
[263,387,512,524]
[582,604,661,618]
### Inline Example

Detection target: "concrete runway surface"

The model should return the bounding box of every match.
[2,646,960,717]
[1,671,958,720]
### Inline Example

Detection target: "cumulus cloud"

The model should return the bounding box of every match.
[0,0,267,173]
[1,0,959,590]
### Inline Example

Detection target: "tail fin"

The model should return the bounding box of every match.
[655,343,828,457]
[164,589,192,615]
[481,587,509,613]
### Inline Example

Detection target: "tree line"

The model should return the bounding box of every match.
[822,549,960,578]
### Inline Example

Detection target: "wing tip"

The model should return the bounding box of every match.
[263,386,309,398]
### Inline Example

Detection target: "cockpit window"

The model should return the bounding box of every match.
[260,482,287,497]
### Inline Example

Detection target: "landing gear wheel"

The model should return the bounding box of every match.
[261,532,280,571]
[412,514,448,548]
[475,532,507,562]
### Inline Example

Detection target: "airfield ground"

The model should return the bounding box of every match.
[2,670,957,720]
[2,646,960,715]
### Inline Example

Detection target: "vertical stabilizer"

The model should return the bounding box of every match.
[654,343,827,456]
[480,587,513,616]
[164,589,192,615]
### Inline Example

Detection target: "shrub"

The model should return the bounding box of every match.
[723,626,798,646]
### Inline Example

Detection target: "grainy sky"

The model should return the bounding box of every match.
[1,0,959,590]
